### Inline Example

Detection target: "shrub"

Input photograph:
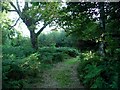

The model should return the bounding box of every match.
[38,47,60,64]
[40,52,53,64]
[52,52,64,63]
[2,45,24,58]
[38,47,56,53]
[21,53,41,77]
[2,59,25,88]
[38,47,79,64]
[56,47,79,57]
[2,53,41,88]
[2,45,34,58]
[77,51,118,88]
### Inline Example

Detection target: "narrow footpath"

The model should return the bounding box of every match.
[24,56,84,88]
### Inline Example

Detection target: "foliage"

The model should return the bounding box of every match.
[2,44,34,58]
[2,1,120,89]
[0,11,15,45]
[77,51,119,88]
[2,53,41,88]
[52,52,63,63]
[38,47,63,64]
[56,47,79,57]
[0,2,10,12]
[38,47,79,64]
[38,31,76,47]
[20,53,41,77]
[58,2,120,88]
[2,58,25,88]
[9,1,61,49]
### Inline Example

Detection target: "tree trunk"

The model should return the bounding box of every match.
[30,30,38,50]
[99,2,106,56]
[99,41,105,56]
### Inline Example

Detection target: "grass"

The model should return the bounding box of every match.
[64,56,80,65]
[23,56,81,88]
[53,56,80,87]
[54,70,71,87]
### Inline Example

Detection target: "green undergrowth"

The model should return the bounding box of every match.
[64,56,80,65]
[2,46,80,88]
[40,63,53,70]
[77,51,119,88]
[37,47,79,64]
[2,53,41,88]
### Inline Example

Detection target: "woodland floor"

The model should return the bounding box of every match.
[24,56,84,88]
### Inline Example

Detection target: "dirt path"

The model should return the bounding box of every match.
[24,56,84,88]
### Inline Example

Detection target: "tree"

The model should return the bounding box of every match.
[62,2,120,88]
[0,10,16,45]
[9,1,60,50]
[98,2,106,56]
[58,2,120,56]
[58,2,101,51]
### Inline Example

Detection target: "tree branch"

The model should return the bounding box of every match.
[36,21,52,36]
[16,0,21,13]
[24,2,29,9]
[8,10,16,12]
[9,18,20,30]
[9,2,21,17]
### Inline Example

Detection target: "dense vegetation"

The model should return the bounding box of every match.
[1,1,120,89]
